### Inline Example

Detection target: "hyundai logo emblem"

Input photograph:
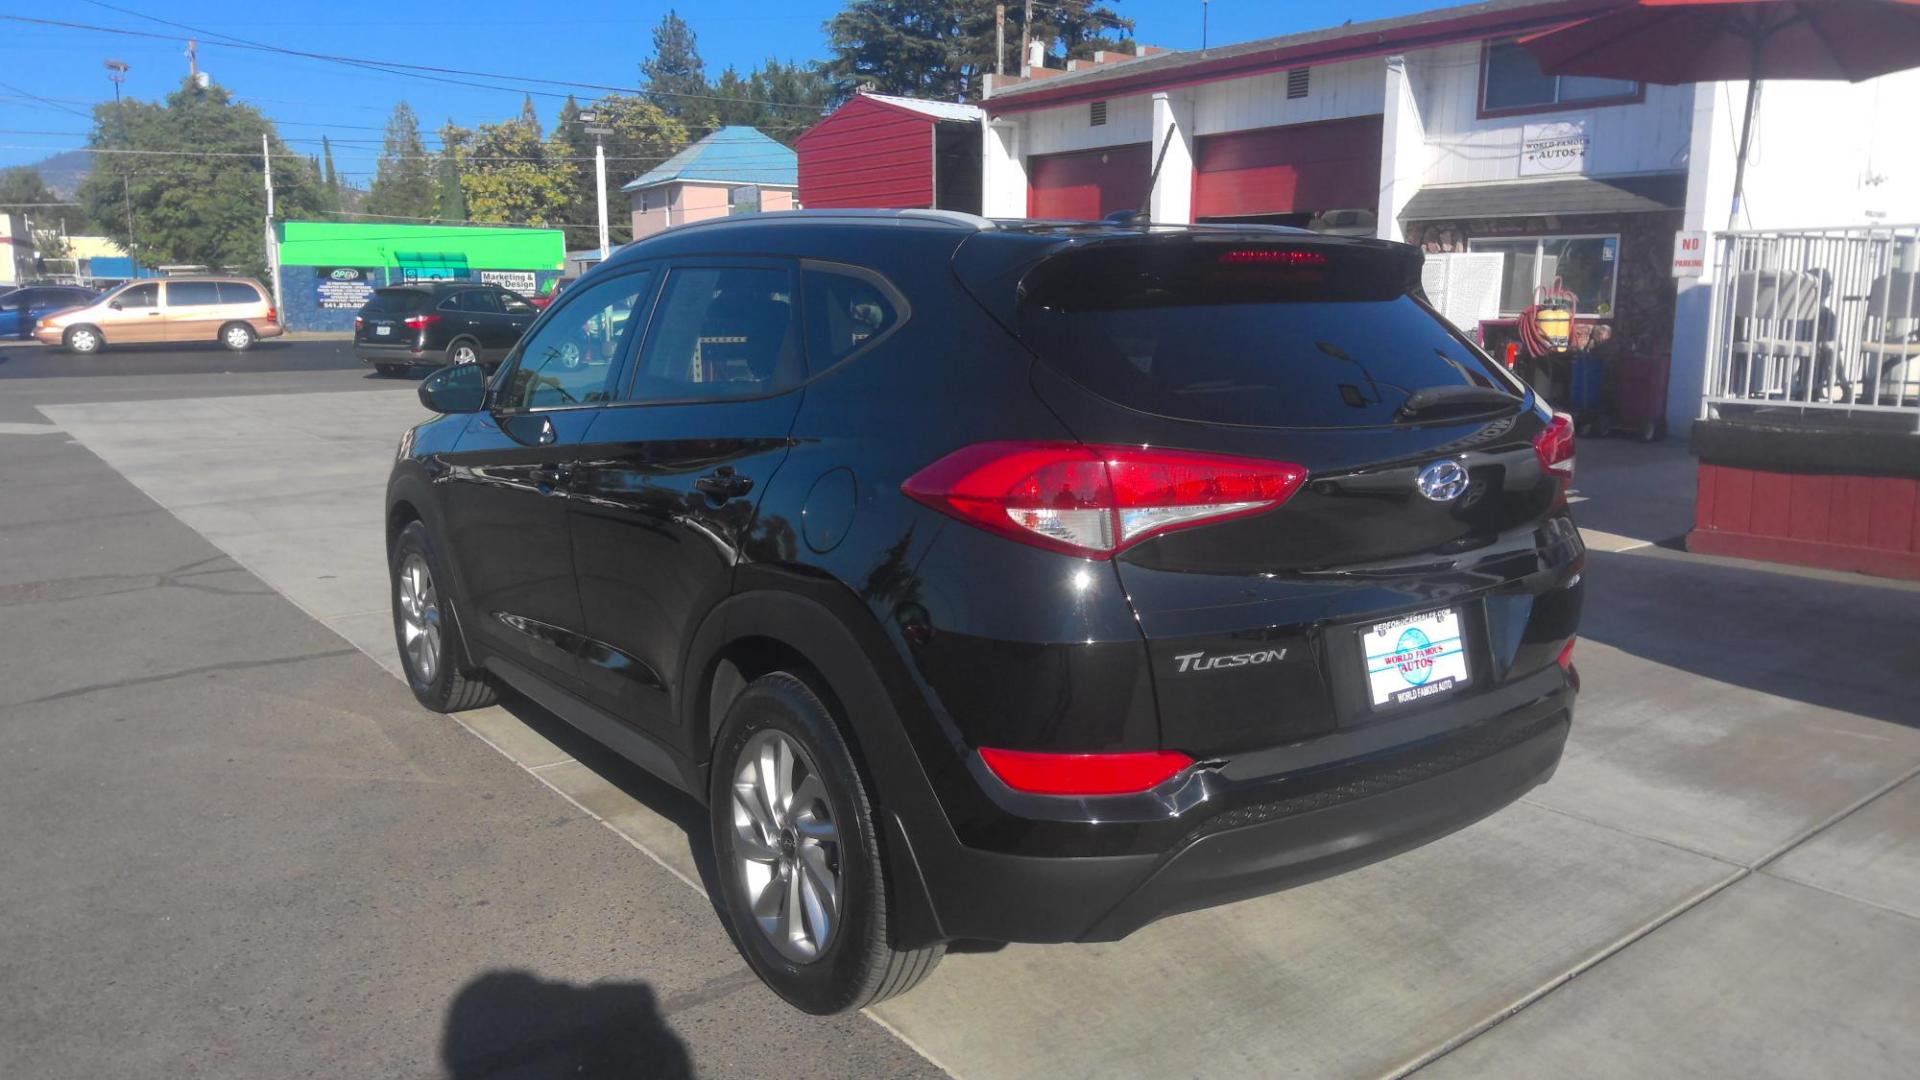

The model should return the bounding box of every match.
[1416,459,1470,502]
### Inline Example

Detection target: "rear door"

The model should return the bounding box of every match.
[161,280,224,343]
[1004,238,1574,754]
[566,259,809,739]
[356,288,426,347]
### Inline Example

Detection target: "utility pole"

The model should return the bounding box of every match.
[580,111,613,261]
[1020,0,1033,77]
[996,5,1006,78]
[1203,1,1211,50]
[262,133,285,315]
[186,39,198,81]
[106,60,135,268]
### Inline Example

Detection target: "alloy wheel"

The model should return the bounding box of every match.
[454,343,478,365]
[68,329,99,353]
[224,325,253,350]
[396,552,441,683]
[731,729,843,963]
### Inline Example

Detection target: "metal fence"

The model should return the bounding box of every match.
[1702,224,1920,430]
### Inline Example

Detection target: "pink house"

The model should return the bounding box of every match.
[624,126,799,240]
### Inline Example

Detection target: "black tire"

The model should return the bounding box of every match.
[389,520,496,712]
[710,672,943,1014]
[446,338,481,367]
[63,325,104,354]
[220,321,257,352]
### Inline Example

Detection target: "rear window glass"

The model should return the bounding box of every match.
[363,288,432,314]
[1017,243,1520,428]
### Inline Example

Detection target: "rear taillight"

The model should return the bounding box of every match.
[404,313,441,331]
[979,747,1194,796]
[1555,637,1577,670]
[265,306,278,324]
[353,315,363,331]
[903,441,1307,559]
[1533,413,1576,483]
[1218,248,1327,266]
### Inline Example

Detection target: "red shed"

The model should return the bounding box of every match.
[797,93,984,213]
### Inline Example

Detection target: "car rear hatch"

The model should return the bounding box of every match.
[357,288,431,346]
[968,231,1582,757]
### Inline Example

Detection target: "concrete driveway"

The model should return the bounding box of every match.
[23,382,1920,1078]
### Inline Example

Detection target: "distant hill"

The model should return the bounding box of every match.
[29,151,93,199]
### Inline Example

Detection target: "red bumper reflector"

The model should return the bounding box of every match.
[1555,638,1576,670]
[978,747,1194,796]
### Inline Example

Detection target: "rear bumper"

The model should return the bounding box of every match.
[356,342,429,365]
[901,673,1573,944]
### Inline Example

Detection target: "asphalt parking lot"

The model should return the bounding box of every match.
[4,339,1918,1079]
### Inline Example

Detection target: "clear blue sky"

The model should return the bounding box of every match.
[0,1,1435,181]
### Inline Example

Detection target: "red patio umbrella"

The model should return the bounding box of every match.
[1521,0,1920,227]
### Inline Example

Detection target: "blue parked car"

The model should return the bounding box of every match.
[0,285,100,339]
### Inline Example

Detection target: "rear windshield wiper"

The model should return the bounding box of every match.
[1395,384,1522,420]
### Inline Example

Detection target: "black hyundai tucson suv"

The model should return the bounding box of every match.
[355,280,538,376]
[385,210,1583,1014]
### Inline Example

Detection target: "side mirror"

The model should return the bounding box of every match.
[418,361,488,414]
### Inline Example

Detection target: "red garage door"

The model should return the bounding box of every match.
[1029,144,1152,220]
[1194,116,1384,219]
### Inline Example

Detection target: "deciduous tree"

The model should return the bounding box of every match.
[76,80,323,273]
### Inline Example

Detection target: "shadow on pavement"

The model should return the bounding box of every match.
[441,969,693,1079]
[1581,547,1920,727]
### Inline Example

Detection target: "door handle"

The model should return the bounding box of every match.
[532,463,574,493]
[695,468,754,501]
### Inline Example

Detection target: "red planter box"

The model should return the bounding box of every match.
[1690,464,1920,579]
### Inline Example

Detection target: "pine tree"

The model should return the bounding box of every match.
[435,121,469,222]
[365,102,436,221]
[320,135,341,211]
[641,10,708,117]
[825,0,1131,100]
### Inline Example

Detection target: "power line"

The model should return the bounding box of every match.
[39,6,831,112]
[0,79,93,120]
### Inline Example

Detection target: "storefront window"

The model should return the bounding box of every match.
[1482,39,1640,113]
[1469,234,1619,316]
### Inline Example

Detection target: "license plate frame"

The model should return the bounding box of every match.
[1360,607,1472,708]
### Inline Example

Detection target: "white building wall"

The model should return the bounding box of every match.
[1024,93,1154,155]
[1190,59,1385,136]
[1413,42,1693,185]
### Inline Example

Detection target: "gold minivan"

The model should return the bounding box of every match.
[35,276,284,353]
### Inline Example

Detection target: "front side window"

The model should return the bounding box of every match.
[1469,234,1619,315]
[631,265,800,402]
[1482,39,1639,113]
[495,271,652,411]
[117,283,159,309]
[165,281,222,306]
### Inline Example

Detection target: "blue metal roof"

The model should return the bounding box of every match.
[620,126,797,192]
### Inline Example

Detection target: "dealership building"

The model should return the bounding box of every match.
[273,221,567,332]
[970,0,1920,437]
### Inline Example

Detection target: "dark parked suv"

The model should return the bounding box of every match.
[355,280,537,375]
[385,210,1583,1014]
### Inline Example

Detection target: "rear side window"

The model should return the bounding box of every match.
[166,281,222,306]
[1017,243,1519,428]
[364,288,430,314]
[803,266,901,366]
[215,281,262,305]
[457,290,502,314]
[631,265,800,401]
